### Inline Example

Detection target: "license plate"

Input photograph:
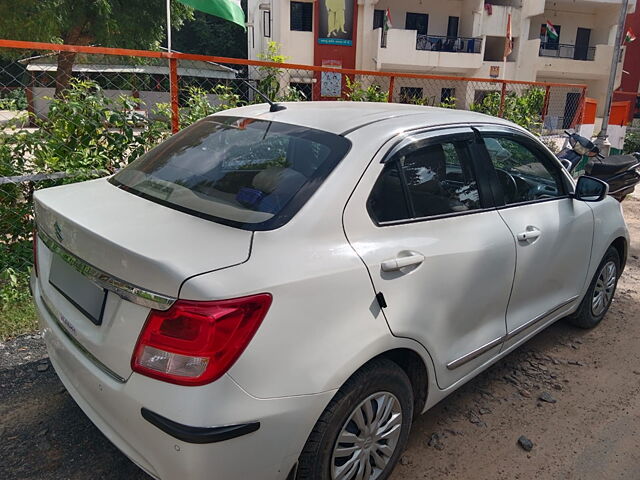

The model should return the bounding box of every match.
[49,253,107,325]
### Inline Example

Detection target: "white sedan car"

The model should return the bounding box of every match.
[31,102,628,480]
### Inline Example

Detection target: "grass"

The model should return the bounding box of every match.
[0,299,38,341]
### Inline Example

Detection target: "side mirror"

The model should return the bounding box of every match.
[574,175,609,202]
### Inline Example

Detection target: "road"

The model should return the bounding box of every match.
[1,195,639,480]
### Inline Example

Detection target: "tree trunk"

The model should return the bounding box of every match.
[54,51,77,98]
[54,23,91,97]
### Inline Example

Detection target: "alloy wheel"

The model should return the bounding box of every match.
[591,260,617,317]
[331,392,403,480]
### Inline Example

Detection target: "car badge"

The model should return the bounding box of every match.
[54,221,63,242]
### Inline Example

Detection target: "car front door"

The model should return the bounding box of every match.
[477,127,594,342]
[343,128,516,389]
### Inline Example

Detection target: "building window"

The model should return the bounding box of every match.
[400,87,424,104]
[290,82,313,100]
[405,13,428,35]
[374,9,385,30]
[441,88,455,104]
[447,16,459,38]
[474,90,498,104]
[263,10,271,37]
[290,2,313,32]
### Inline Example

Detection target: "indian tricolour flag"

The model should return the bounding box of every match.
[625,28,637,43]
[177,0,245,29]
[545,20,559,40]
[383,8,393,31]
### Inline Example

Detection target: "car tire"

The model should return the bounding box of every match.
[567,246,620,329]
[296,358,414,480]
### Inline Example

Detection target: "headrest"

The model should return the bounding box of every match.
[252,167,307,194]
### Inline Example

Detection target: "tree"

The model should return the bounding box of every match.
[0,0,193,95]
[172,5,248,59]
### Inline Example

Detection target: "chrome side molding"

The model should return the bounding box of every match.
[446,296,580,370]
[38,231,176,311]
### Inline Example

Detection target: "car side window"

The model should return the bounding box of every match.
[368,140,481,223]
[482,135,566,205]
[368,162,411,223]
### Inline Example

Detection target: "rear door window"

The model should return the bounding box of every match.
[368,139,482,223]
[111,116,351,230]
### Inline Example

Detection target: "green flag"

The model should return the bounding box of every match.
[177,0,245,29]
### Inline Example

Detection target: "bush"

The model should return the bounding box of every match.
[0,89,27,110]
[344,77,388,102]
[0,79,172,311]
[623,129,640,154]
[179,85,244,128]
[471,88,545,132]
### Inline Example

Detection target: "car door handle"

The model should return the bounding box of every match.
[517,226,541,242]
[381,252,425,272]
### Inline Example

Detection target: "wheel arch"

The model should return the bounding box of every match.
[375,348,429,419]
[611,236,628,274]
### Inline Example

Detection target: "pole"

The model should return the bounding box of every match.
[595,0,629,152]
[166,0,172,52]
[169,58,180,133]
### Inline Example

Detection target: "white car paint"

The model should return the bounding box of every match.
[31,102,629,480]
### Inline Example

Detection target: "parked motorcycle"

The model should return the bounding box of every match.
[557,131,640,201]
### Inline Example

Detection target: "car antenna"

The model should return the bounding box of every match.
[159,47,286,113]
[241,79,287,112]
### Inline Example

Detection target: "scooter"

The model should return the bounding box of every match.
[557,131,640,201]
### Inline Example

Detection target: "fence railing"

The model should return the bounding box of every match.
[0,39,588,305]
[416,35,482,53]
[539,42,596,61]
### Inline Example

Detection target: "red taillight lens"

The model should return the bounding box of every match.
[32,230,38,277]
[131,294,272,386]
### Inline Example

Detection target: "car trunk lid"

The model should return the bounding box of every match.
[34,177,252,380]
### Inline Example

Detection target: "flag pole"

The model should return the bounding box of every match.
[166,0,172,52]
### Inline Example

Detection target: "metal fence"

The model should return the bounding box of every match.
[0,38,587,299]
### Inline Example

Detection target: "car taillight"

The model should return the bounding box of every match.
[131,294,272,386]
[32,230,38,277]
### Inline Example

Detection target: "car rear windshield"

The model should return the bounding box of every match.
[110,116,351,230]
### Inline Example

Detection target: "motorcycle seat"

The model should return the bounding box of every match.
[586,155,639,177]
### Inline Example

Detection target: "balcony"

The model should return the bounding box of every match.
[374,28,484,74]
[539,43,596,61]
[415,35,482,54]
[536,43,621,80]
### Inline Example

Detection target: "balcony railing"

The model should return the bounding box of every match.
[539,42,596,61]
[416,35,482,53]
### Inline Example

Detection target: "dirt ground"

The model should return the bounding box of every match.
[1,195,639,480]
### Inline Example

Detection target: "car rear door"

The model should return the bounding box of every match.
[343,127,516,389]
[476,127,594,343]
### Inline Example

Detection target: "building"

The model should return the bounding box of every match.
[247,0,636,122]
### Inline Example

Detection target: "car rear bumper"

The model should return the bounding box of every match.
[32,274,334,480]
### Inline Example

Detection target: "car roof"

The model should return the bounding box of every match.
[216,101,516,136]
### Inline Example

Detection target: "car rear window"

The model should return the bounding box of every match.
[110,116,351,230]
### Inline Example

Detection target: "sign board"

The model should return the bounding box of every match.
[490,66,500,78]
[320,60,343,97]
[318,0,355,46]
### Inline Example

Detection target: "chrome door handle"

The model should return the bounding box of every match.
[381,252,425,272]
[517,226,541,242]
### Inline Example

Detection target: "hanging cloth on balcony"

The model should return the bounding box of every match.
[484,3,493,15]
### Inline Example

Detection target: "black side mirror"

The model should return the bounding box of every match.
[574,176,609,202]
